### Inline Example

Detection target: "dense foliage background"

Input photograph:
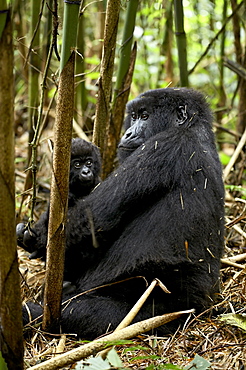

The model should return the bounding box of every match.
[13,0,245,131]
[12,0,246,180]
[1,0,246,369]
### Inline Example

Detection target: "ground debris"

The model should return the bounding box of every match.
[17,131,246,370]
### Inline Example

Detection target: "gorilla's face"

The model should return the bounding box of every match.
[118,87,203,161]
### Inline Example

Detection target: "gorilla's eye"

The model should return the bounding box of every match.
[74,161,82,169]
[131,112,137,121]
[86,159,93,167]
[141,113,149,120]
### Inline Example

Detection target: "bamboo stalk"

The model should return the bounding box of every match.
[174,0,188,87]
[113,0,138,103]
[27,0,42,161]
[93,0,121,162]
[101,0,139,177]
[42,0,80,333]
[60,0,80,72]
[0,4,24,369]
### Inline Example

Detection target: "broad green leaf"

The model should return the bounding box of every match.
[107,348,123,367]
[185,354,211,369]
[0,352,8,370]
[74,356,110,370]
[219,151,231,166]
[219,313,246,332]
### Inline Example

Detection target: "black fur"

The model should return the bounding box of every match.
[68,138,101,205]
[17,138,101,263]
[22,88,224,340]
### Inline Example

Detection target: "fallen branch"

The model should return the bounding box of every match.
[221,258,245,269]
[28,309,194,370]
[225,216,246,240]
[221,252,246,269]
[116,278,170,331]
[99,278,170,358]
[222,253,246,263]
[223,127,246,181]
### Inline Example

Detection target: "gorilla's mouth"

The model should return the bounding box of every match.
[80,174,94,181]
[118,145,138,151]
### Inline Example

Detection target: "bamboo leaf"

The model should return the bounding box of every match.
[219,313,246,332]
[75,356,110,370]
[0,352,8,370]
[185,354,211,370]
[107,348,123,367]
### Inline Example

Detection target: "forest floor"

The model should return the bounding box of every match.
[15,129,246,370]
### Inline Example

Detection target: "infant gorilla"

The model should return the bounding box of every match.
[16,138,101,267]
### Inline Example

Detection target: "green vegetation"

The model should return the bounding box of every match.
[2,0,246,368]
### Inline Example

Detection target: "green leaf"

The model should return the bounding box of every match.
[219,151,231,166]
[219,313,246,332]
[103,340,133,348]
[85,56,101,65]
[15,157,26,164]
[74,356,110,370]
[123,345,149,353]
[0,352,8,370]
[146,364,183,370]
[225,184,246,199]
[86,71,100,80]
[107,348,123,367]
[184,354,211,369]
[130,355,160,361]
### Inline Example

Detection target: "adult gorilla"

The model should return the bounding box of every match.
[22,88,224,339]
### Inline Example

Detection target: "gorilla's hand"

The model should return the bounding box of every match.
[16,221,46,260]
[16,223,35,250]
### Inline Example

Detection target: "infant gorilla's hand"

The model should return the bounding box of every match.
[16,223,26,245]
[16,222,37,251]
[16,222,46,260]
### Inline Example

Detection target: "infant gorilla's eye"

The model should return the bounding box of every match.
[86,159,93,167]
[74,161,82,169]
[131,112,137,121]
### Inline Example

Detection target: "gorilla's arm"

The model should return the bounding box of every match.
[18,122,222,262]
[66,124,223,250]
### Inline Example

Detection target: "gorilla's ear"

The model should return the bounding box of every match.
[175,105,188,126]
